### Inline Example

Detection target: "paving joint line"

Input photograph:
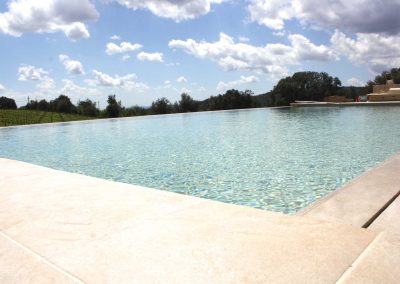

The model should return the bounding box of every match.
[362,189,400,228]
[0,230,86,284]
[334,231,383,284]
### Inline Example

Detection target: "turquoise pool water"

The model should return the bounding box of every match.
[1,107,400,213]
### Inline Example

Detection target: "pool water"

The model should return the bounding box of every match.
[1,107,400,214]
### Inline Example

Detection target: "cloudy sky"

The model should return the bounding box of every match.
[1,0,399,107]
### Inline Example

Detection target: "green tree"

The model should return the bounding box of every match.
[271,71,342,106]
[51,95,76,113]
[0,96,17,109]
[122,105,149,117]
[373,71,390,84]
[372,68,400,84]
[23,99,50,111]
[172,101,180,113]
[106,95,122,118]
[391,68,400,83]
[38,99,51,111]
[364,67,400,93]
[366,81,374,93]
[77,99,99,117]
[151,97,172,114]
[201,89,253,111]
[178,93,198,112]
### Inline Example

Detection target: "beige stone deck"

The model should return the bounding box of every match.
[1,157,400,283]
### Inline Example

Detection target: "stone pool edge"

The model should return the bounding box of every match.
[1,157,400,283]
[297,151,400,230]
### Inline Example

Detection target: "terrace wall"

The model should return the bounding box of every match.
[373,84,400,93]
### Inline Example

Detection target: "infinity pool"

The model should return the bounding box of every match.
[1,107,400,213]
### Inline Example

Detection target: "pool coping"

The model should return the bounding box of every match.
[297,151,400,230]
[1,157,400,283]
[297,152,398,214]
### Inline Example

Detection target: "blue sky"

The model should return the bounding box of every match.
[0,0,399,107]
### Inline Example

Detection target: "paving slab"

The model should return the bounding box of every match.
[0,158,397,283]
[0,232,80,284]
[337,232,400,284]
[369,195,400,234]
[298,153,400,227]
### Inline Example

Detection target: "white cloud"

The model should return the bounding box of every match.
[289,34,334,61]
[166,62,180,67]
[112,0,223,22]
[177,76,187,83]
[180,87,192,94]
[0,83,5,92]
[92,70,135,87]
[294,0,400,35]
[7,80,95,108]
[331,30,400,73]
[61,79,89,94]
[347,77,365,87]
[217,75,259,92]
[0,0,99,39]
[57,79,103,101]
[156,80,176,91]
[37,78,56,92]
[122,55,131,61]
[248,0,400,75]
[169,32,335,76]
[18,65,49,81]
[63,23,90,39]
[105,41,142,55]
[1,79,102,106]
[59,54,85,75]
[238,36,250,42]
[273,31,285,37]
[110,34,121,40]
[91,69,149,92]
[248,0,400,35]
[248,0,294,30]
[197,86,206,92]
[137,51,164,62]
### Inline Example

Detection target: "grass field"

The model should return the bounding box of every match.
[0,109,95,127]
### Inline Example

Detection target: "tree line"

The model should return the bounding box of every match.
[0,89,256,117]
[1,69,397,116]
[257,71,366,106]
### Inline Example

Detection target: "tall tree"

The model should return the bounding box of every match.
[178,93,198,112]
[106,95,122,117]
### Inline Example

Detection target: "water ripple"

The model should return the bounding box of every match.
[1,107,400,214]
